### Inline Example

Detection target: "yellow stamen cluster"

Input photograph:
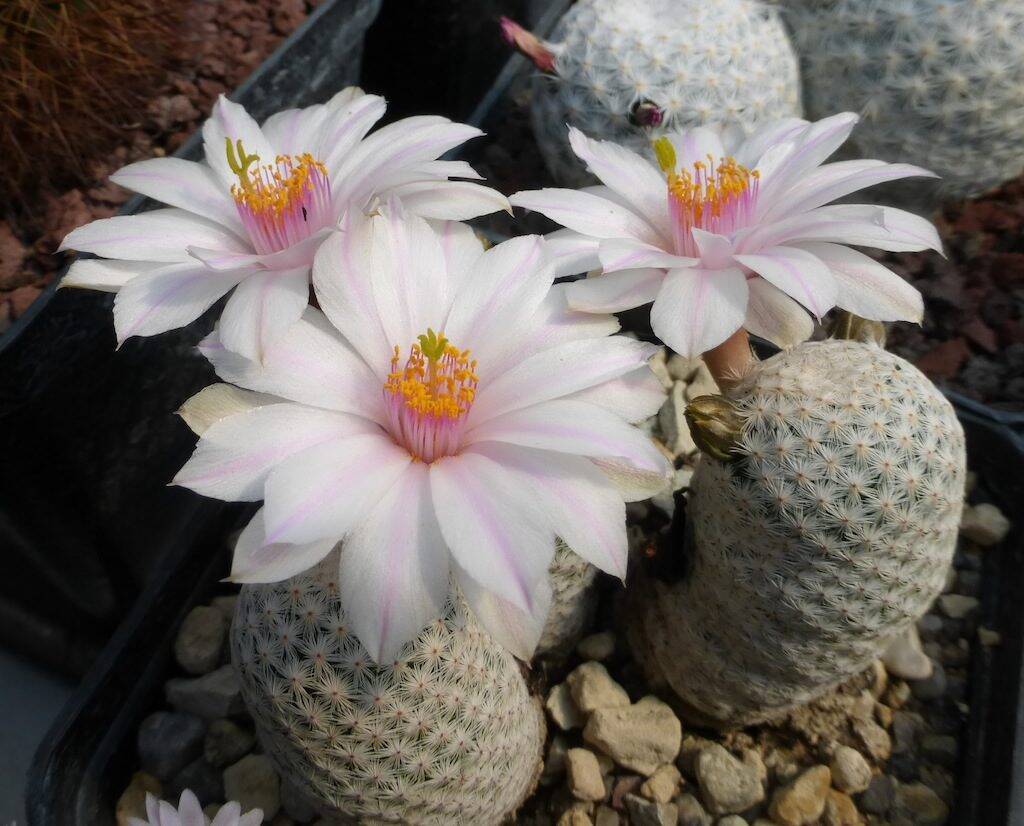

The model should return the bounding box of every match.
[653,136,759,222]
[225,137,326,215]
[385,329,478,420]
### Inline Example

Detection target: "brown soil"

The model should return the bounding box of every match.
[0,0,320,335]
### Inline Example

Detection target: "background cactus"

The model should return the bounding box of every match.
[528,0,802,185]
[231,551,545,825]
[535,541,599,658]
[631,338,966,726]
[782,0,1024,201]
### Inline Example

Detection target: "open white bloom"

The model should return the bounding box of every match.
[510,113,941,357]
[129,791,262,826]
[60,88,509,361]
[173,205,670,662]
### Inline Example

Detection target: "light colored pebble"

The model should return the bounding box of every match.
[547,682,586,730]
[768,765,831,826]
[695,743,765,815]
[223,754,280,821]
[960,502,1010,546]
[640,764,682,803]
[937,594,979,620]
[567,661,631,714]
[568,748,608,802]
[584,696,682,775]
[830,746,872,794]
[881,627,933,680]
[577,631,616,662]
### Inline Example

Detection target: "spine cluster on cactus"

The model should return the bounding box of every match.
[783,0,1024,199]
[230,551,545,825]
[529,0,802,185]
[632,339,966,726]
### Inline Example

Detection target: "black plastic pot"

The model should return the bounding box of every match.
[0,0,381,677]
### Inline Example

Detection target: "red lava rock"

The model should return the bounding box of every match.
[44,190,94,248]
[962,318,998,354]
[273,0,306,34]
[8,285,43,319]
[150,94,202,130]
[999,319,1024,346]
[87,180,131,207]
[914,338,971,380]
[0,222,28,290]
[992,252,1024,286]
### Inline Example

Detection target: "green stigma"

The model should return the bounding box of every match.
[225,138,260,190]
[653,136,677,174]
[417,328,449,361]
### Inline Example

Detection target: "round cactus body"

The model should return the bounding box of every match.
[530,0,802,185]
[785,0,1024,200]
[633,339,966,726]
[536,541,599,658]
[230,553,545,825]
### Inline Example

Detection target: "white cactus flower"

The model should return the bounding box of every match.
[60,88,508,361]
[511,113,941,358]
[129,791,261,826]
[174,203,670,662]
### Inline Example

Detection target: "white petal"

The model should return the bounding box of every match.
[113,263,249,344]
[568,127,671,240]
[176,790,204,826]
[388,180,510,221]
[795,241,924,322]
[470,442,631,580]
[218,267,310,362]
[316,92,388,174]
[430,219,485,293]
[187,229,326,272]
[469,336,659,426]
[734,247,837,318]
[443,235,552,378]
[229,509,337,583]
[60,259,161,293]
[210,803,243,826]
[262,432,411,546]
[455,562,550,661]
[338,462,449,663]
[177,383,281,436]
[110,157,242,234]
[203,95,277,189]
[650,266,749,358]
[569,366,666,423]
[745,278,814,348]
[467,399,667,474]
[757,112,860,203]
[598,237,695,273]
[733,118,809,167]
[591,455,671,502]
[749,204,942,253]
[174,403,373,501]
[60,208,248,263]
[518,284,621,361]
[564,268,665,313]
[429,450,554,612]
[411,159,483,180]
[510,188,661,244]
[544,229,601,278]
[668,127,727,169]
[200,309,382,420]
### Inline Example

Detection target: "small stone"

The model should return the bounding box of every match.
[675,792,713,826]
[568,748,608,802]
[978,627,1002,646]
[577,631,616,661]
[558,809,594,826]
[568,662,631,714]
[548,682,587,730]
[204,718,254,767]
[917,615,944,641]
[717,817,748,826]
[223,754,281,820]
[210,595,238,621]
[768,765,831,826]
[611,775,643,809]
[695,744,764,815]
[885,681,912,710]
[650,348,673,389]
[546,735,570,779]
[677,734,717,779]
[852,718,892,762]
[937,594,979,620]
[830,746,872,794]
[175,606,229,675]
[167,665,244,720]
[281,777,318,822]
[584,696,681,775]
[623,794,677,826]
[594,805,620,826]
[684,362,719,401]
[137,711,205,781]
[667,353,700,382]
[640,764,682,803]
[658,382,697,456]
[876,703,894,728]
[956,569,981,597]
[740,749,768,789]
[822,789,861,826]
[858,774,896,816]
[166,757,223,806]
[116,772,161,825]
[910,662,948,702]
[959,503,1010,546]
[895,782,949,824]
[920,735,958,768]
[939,640,970,668]
[870,660,888,699]
[882,627,933,680]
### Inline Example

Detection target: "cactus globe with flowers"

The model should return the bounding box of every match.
[60,7,970,822]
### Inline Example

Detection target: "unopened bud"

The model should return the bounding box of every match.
[630,100,665,128]
[828,309,886,347]
[499,17,557,73]
[685,395,744,461]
